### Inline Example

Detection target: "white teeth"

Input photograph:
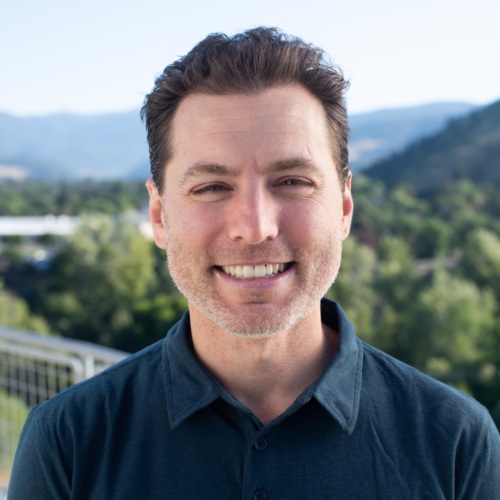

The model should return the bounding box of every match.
[243,265,254,278]
[254,265,266,277]
[220,263,289,279]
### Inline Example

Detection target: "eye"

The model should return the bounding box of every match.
[277,177,315,188]
[190,183,231,201]
[192,184,227,194]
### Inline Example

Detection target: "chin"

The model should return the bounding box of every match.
[194,296,320,338]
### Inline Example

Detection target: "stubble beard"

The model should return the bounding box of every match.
[163,215,343,338]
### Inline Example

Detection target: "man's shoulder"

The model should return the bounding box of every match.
[357,341,500,496]
[359,341,493,431]
[32,338,165,422]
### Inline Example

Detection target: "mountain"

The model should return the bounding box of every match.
[0,102,479,181]
[365,99,500,192]
[348,102,478,170]
[0,111,149,180]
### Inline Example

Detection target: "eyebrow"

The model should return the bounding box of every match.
[179,162,236,189]
[268,157,319,174]
[179,157,320,188]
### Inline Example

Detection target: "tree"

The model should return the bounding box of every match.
[370,236,421,360]
[406,268,497,388]
[123,293,188,352]
[40,215,156,347]
[413,217,452,258]
[0,280,49,333]
[327,238,377,341]
[460,228,500,299]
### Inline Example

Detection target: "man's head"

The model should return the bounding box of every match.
[145,28,353,338]
[141,27,350,193]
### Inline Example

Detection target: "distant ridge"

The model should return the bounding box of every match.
[348,102,478,170]
[0,111,149,180]
[0,102,480,181]
[365,99,500,192]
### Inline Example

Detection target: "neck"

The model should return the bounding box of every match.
[189,304,338,425]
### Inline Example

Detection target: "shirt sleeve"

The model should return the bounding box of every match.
[456,409,500,500]
[8,407,71,500]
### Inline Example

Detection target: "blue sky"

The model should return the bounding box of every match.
[1,0,499,116]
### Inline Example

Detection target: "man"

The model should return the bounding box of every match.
[9,27,500,499]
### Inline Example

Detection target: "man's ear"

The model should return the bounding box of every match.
[341,173,354,240]
[146,178,167,250]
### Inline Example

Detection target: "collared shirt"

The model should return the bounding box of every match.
[8,299,500,499]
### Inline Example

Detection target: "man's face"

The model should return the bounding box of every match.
[148,84,353,337]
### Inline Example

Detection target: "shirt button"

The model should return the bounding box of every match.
[253,489,268,500]
[254,437,268,451]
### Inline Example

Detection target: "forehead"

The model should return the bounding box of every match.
[169,85,332,166]
[174,84,324,123]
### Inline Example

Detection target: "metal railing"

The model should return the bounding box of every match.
[0,327,129,493]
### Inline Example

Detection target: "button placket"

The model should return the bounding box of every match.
[254,437,268,451]
[252,489,268,500]
[244,430,276,499]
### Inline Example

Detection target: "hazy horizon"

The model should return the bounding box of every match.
[0,99,486,120]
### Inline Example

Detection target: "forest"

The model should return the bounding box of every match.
[1,175,500,428]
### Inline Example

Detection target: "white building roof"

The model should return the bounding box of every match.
[0,215,80,236]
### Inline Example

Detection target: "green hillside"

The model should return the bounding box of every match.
[366,99,500,192]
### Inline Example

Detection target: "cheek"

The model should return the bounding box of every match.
[284,198,340,236]
[167,204,223,249]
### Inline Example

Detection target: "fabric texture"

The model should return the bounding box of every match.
[8,299,500,499]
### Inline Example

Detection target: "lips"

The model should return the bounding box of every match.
[220,263,290,279]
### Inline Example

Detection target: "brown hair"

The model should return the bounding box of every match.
[141,27,350,193]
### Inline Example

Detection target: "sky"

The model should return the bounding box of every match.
[1,0,499,117]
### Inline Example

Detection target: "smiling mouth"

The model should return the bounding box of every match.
[219,263,293,279]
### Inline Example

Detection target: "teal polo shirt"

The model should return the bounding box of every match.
[9,299,500,499]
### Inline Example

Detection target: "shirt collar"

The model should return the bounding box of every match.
[163,298,363,434]
[311,299,363,435]
[162,312,221,429]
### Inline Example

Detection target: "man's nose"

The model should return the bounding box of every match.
[227,188,279,244]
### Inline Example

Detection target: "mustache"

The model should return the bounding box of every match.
[205,242,298,265]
